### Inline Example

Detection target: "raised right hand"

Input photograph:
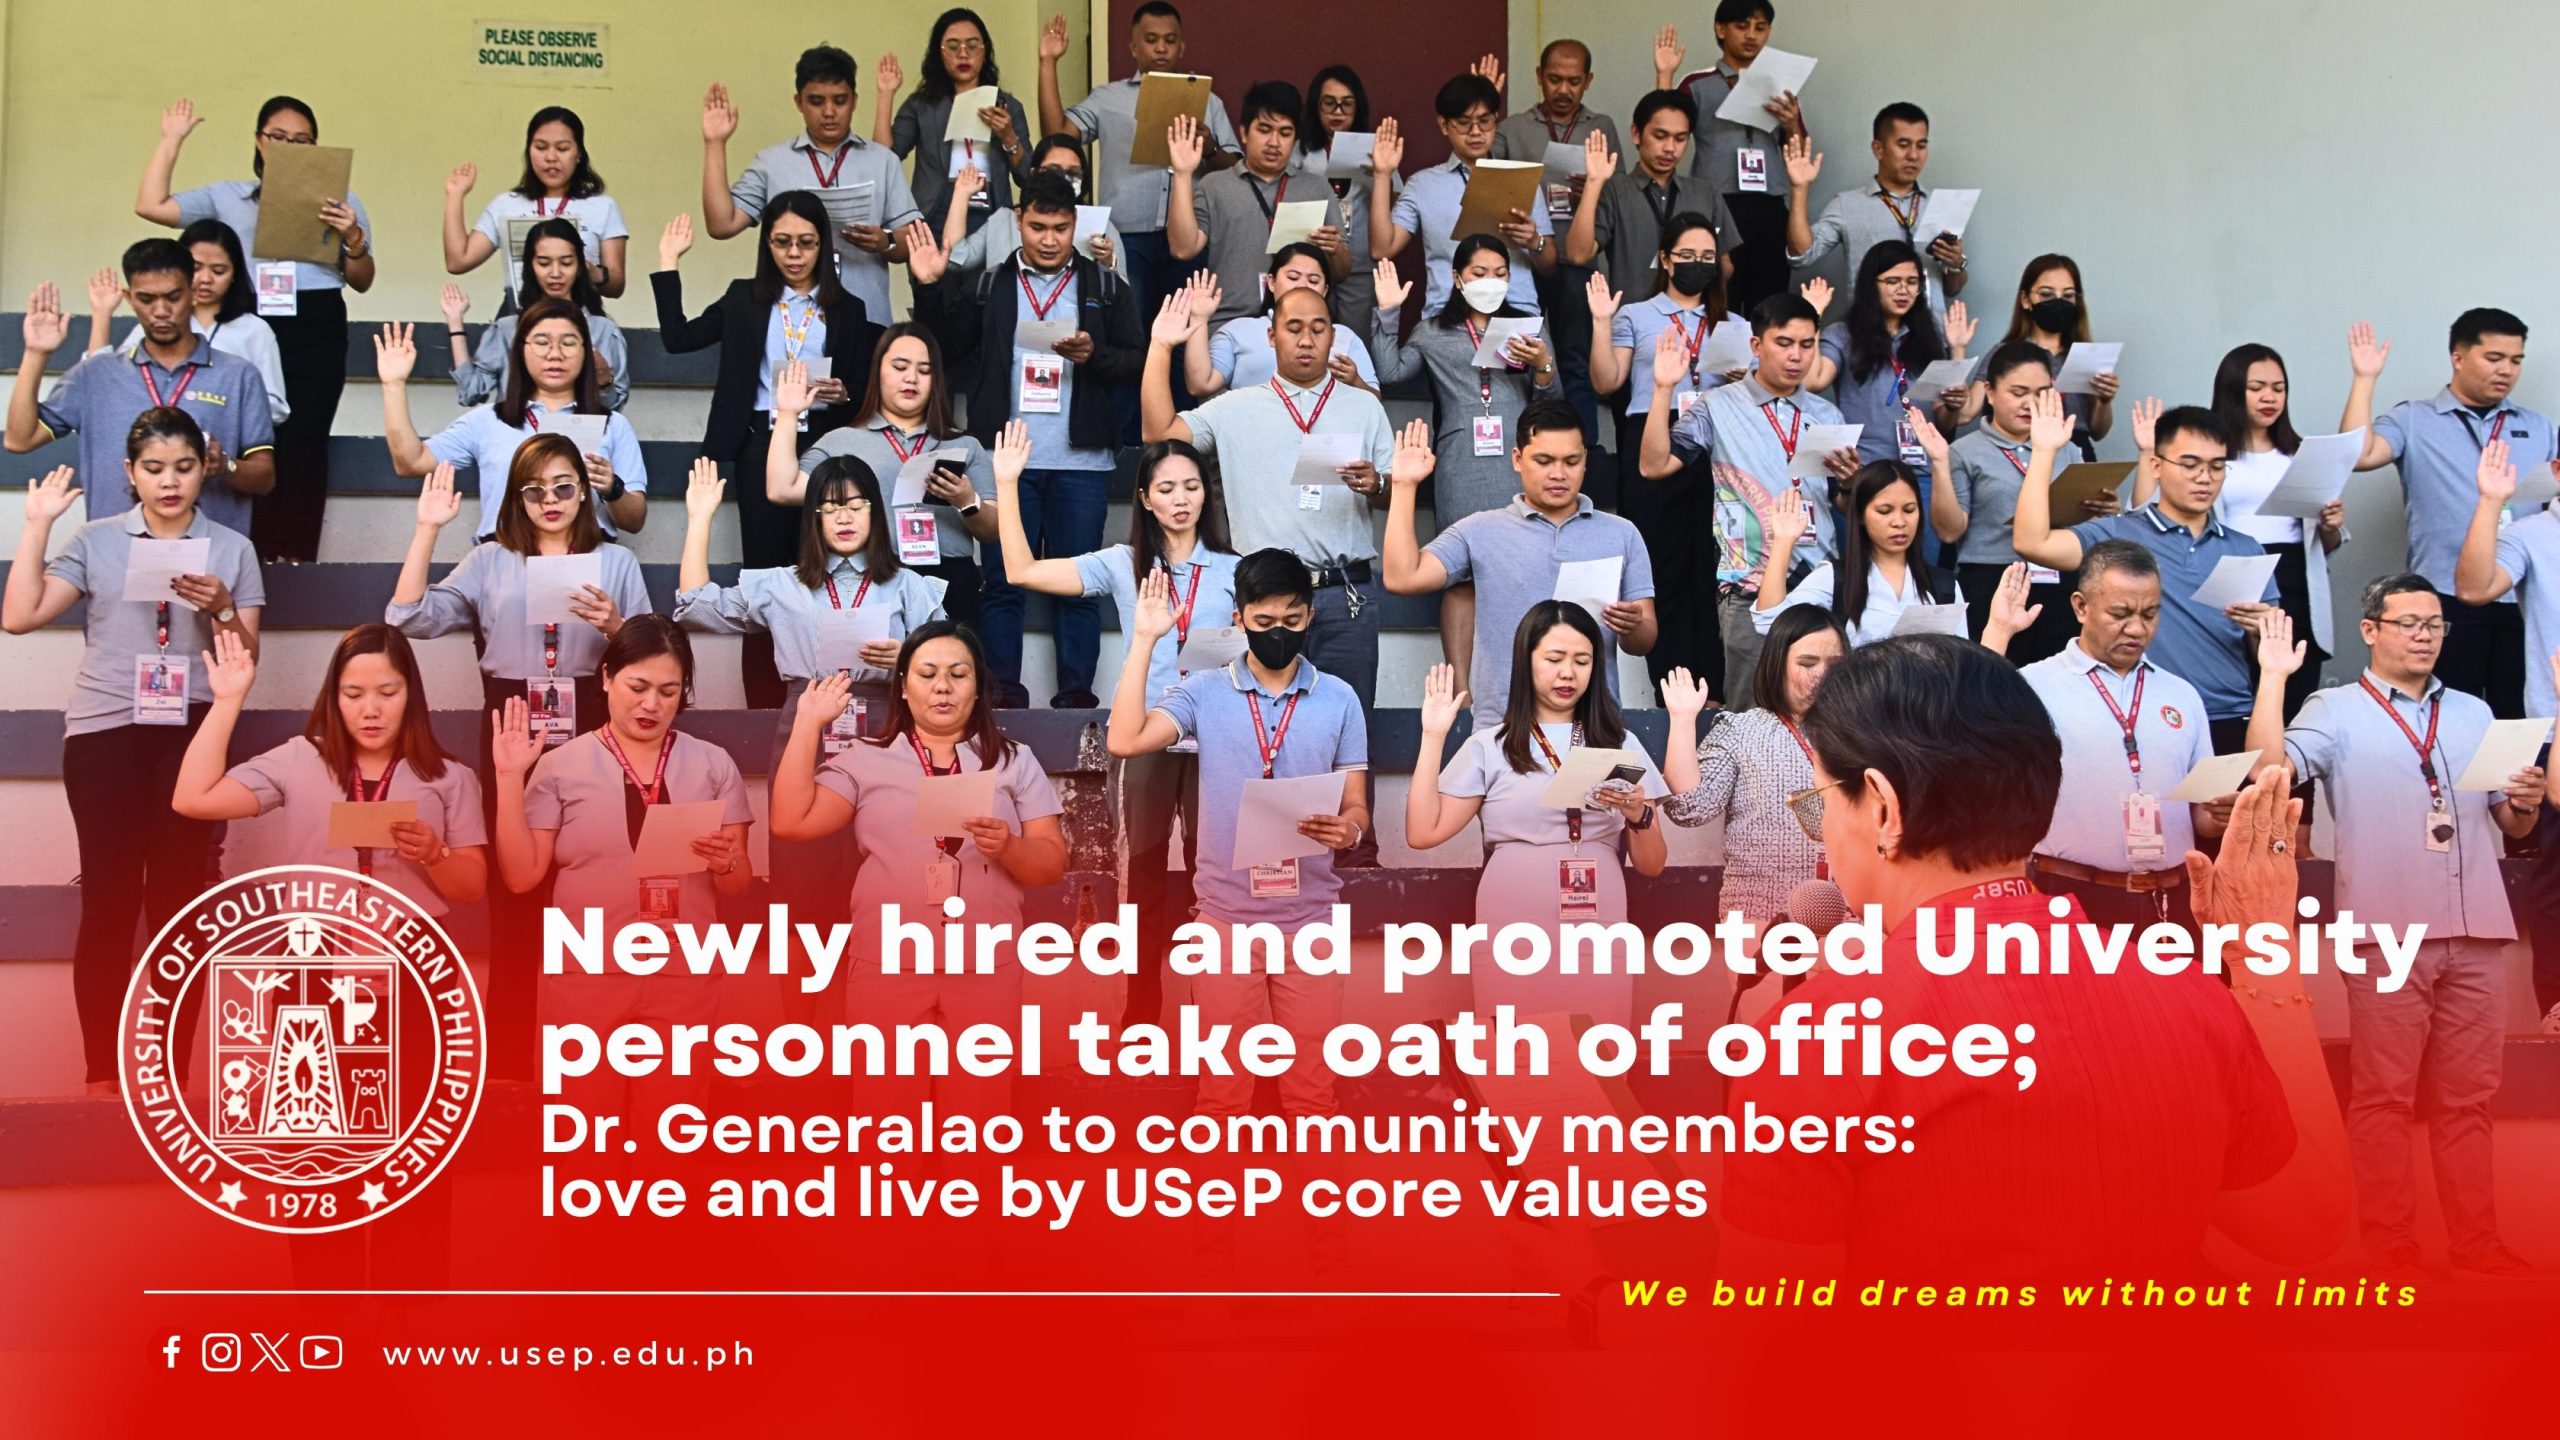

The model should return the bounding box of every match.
[1371,118,1404,177]
[1783,132,1822,189]
[2347,320,2391,379]
[1659,665,1711,720]
[86,266,121,317]
[1166,114,1205,176]
[1419,663,1469,734]
[2256,607,2305,679]
[1149,290,1195,349]
[446,163,477,200]
[2027,387,2074,452]
[1585,272,1621,325]
[1653,25,1686,82]
[876,52,904,98]
[796,670,853,730]
[438,283,470,329]
[1038,13,1069,62]
[1132,568,1176,642]
[1390,417,1436,488]
[701,83,738,143]
[992,418,1032,484]
[25,466,81,523]
[161,98,203,143]
[204,628,256,702]
[2127,395,2162,453]
[659,213,694,270]
[683,457,726,521]
[417,463,463,530]
[22,284,68,354]
[490,697,543,778]
[2479,437,2519,502]
[772,358,811,416]
[1374,258,1412,314]
[373,321,417,382]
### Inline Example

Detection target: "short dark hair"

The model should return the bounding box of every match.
[125,406,206,463]
[1631,89,1698,134]
[2076,538,2159,593]
[491,433,605,557]
[1801,635,2060,871]
[1981,338,2055,389]
[1300,66,1372,150]
[2152,405,2233,456]
[1748,292,1817,336]
[1132,1,1182,25]
[2360,572,2440,622]
[1514,398,1584,449]
[1232,548,1313,609]
[795,43,858,92]
[1240,80,1302,132]
[1435,73,1502,121]
[2450,307,2527,351]
[1754,604,1849,716]
[1872,101,1929,139]
[122,237,193,284]
[1537,39,1592,72]
[600,615,697,711]
[871,621,1016,769]
[1017,169,1081,221]
[1715,0,1776,24]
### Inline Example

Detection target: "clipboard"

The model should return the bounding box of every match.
[252,145,355,266]
[1451,160,1543,242]
[1130,73,1215,168]
[2048,461,2135,518]
[328,800,417,849]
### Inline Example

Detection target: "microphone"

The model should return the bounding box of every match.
[1785,878,1848,936]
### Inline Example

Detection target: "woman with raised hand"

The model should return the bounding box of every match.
[3,411,264,1094]
[442,107,630,299]
[86,220,290,426]
[767,625,1066,1114]
[1807,241,1979,572]
[174,626,487,912]
[1295,65,1393,340]
[990,419,1236,1025]
[442,218,632,411]
[137,96,372,563]
[1753,456,1945,646]
[874,8,1035,233]
[1937,342,2095,664]
[1372,240,1560,525]
[1180,248,1379,399]
[1405,603,1668,1027]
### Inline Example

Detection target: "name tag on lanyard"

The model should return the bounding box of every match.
[255,261,298,316]
[1019,354,1064,413]
[134,653,189,725]
[1736,148,1770,194]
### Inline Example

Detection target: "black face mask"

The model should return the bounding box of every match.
[2028,297,2079,334]
[1668,261,1716,298]
[1245,624,1307,669]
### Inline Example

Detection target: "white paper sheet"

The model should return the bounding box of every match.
[1468,316,1543,368]
[1265,198,1335,253]
[2189,553,2280,613]
[2453,719,2555,792]
[815,606,898,676]
[1786,423,1864,480]
[1287,431,1365,487]
[814,182,879,233]
[946,86,998,144]
[2165,751,2262,804]
[523,552,604,626]
[1015,318,1080,354]
[2248,430,2366,519]
[1911,187,1980,247]
[1536,746,1649,810]
[1325,131,1376,181]
[912,769,1000,837]
[1539,140,1588,187]
[1697,319,1756,375]
[1890,603,1969,638]
[2512,463,2560,507]
[892,451,971,508]
[1713,48,1818,132]
[120,537,211,602]
[1074,206,1112,257]
[1551,557,1623,623]
[1233,771,1349,868]
[1905,355,1983,413]
[542,411,607,460]
[630,800,724,877]
[1174,625,1247,672]
[2051,342,2123,396]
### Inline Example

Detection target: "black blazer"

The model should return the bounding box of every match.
[650,272,882,464]
[939,254,1141,453]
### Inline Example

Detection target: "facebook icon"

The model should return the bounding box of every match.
[162,1335,182,1369]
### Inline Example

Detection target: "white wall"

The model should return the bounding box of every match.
[1530,0,2560,674]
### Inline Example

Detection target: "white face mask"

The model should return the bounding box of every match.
[1459,277,1509,314]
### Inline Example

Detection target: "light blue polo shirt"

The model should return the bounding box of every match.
[424,400,648,540]
[1152,656,1368,929]
[35,339,275,534]
[2492,507,2560,717]
[1390,158,1552,315]
[1422,496,1656,728]
[2022,641,2214,872]
[729,133,921,322]
[1071,545,1240,705]
[2069,505,2276,720]
[173,180,372,293]
[2375,388,2558,599]
[1611,295,1738,417]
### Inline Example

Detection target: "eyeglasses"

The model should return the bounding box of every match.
[769,236,823,254]
[2372,616,2452,637]
[524,335,586,355]
[817,499,873,516]
[258,129,315,145]
[1449,113,1498,134]
[1318,96,1360,113]
[1785,778,1845,843]
[518,481,583,503]
[1037,165,1084,184]
[940,38,986,55]
[1878,275,1924,291]
[1666,250,1716,265]
[2157,455,2229,479]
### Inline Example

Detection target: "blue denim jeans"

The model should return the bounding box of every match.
[979,466,1110,703]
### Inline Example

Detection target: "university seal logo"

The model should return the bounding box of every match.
[117,865,485,1234]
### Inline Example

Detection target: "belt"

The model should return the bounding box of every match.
[2029,854,2187,893]
[1307,559,1373,588]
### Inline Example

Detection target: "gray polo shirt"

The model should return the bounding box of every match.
[228,738,489,916]
[2067,505,2277,720]
[2374,388,2557,599]
[2284,673,2516,940]
[1609,293,1736,417]
[1423,496,1656,728]
[1391,158,1553,315]
[525,730,754,944]
[1590,170,1739,299]
[45,505,264,737]
[817,730,1062,965]
[1792,178,1958,318]
[672,554,948,682]
[1945,428,2039,567]
[729,132,921,321]
[384,539,652,683]
[1073,545,1240,704]
[35,339,276,535]
[1677,65,1786,197]
[2022,642,2213,872]
[800,420,993,562]
[1490,108,1622,225]
[1191,167,1329,326]
[1065,75,1242,234]
[1178,376,1396,566]
[2493,507,2560,717]
[1152,656,1368,929]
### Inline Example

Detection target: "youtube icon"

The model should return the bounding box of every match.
[298,1336,342,1371]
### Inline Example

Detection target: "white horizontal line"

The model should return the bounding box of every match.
[148,1288,1559,1299]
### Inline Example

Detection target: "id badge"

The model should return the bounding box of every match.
[2122,791,2166,866]
[638,876,681,921]
[2028,565,2061,585]
[1675,389,1701,420]
[948,141,990,182]
[526,678,576,750]
[1898,413,1927,466]
[896,508,941,564]
[255,261,297,316]
[1558,857,1601,921]
[2424,805,2454,853]
[1545,182,1574,221]
[1248,859,1301,899]
[133,655,188,725]
[1019,354,1064,414]
[1471,413,1505,457]
[925,852,963,905]
[821,697,869,757]
[1736,148,1771,195]
[1297,484,1324,511]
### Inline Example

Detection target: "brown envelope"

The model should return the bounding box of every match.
[328,800,417,849]
[252,145,356,266]
[2048,460,2136,521]
[1450,160,1543,242]
[1129,73,1214,168]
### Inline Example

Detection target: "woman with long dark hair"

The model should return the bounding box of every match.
[874,7,1035,232]
[137,95,374,564]
[1753,459,1945,645]
[443,217,632,410]
[1937,340,2089,664]
[1406,602,1668,1024]
[86,219,290,426]
[1297,64,1392,339]
[1996,252,2114,454]
[442,105,629,299]
[1809,240,1980,570]
[656,195,884,707]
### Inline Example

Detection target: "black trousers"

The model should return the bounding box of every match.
[910,553,984,631]
[732,415,811,709]
[1959,564,2075,665]
[65,713,217,1085]
[255,288,350,563]
[2440,597,2527,720]
[1723,192,1794,318]
[1617,410,1722,703]
[477,673,605,1081]
[2530,799,2560,1018]
[2263,541,2331,718]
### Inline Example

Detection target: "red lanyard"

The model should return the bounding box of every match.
[805,142,850,189]
[1778,717,1830,879]
[347,760,396,874]
[1018,266,1074,320]
[1529,724,1585,845]
[1169,563,1205,649]
[1668,309,1709,383]
[824,574,873,609]
[141,362,202,409]
[1462,319,1508,406]
[1246,689,1303,779]
[1877,188,1920,236]
[882,427,929,464]
[2457,410,2511,450]
[1249,173,1291,225]
[2085,667,2149,777]
[542,622,560,674]
[599,729,673,806]
[2359,676,2445,806]
[907,731,965,855]
[536,194,569,218]
[1760,400,1802,460]
[1539,109,1584,144]
[2001,443,2030,477]
[1890,353,1909,405]
[1272,378,1337,433]
[154,601,171,653]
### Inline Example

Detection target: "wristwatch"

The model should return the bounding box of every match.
[1628,803,1656,831]
[959,500,983,516]
[603,473,629,502]
[213,605,238,625]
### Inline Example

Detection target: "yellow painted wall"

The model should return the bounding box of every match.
[0,0,1091,318]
